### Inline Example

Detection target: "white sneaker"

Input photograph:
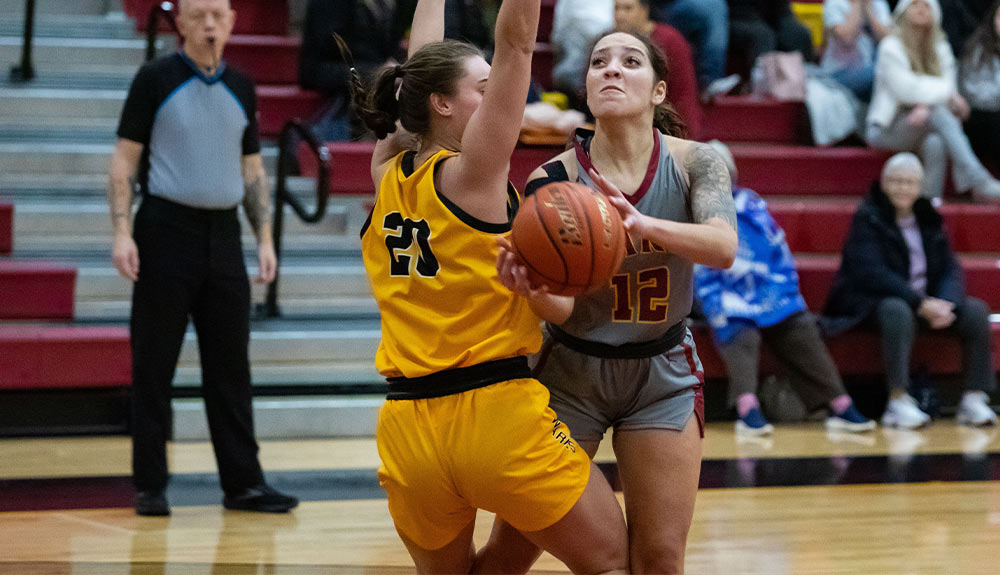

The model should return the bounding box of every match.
[956,391,999,427]
[881,394,931,430]
[701,74,741,103]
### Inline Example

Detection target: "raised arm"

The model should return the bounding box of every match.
[407,0,446,57]
[369,0,446,185]
[449,0,541,193]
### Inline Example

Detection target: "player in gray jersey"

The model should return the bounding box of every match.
[496,29,737,574]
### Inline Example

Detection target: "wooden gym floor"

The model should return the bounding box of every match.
[1,422,999,574]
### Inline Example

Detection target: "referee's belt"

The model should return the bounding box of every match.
[548,321,687,359]
[385,356,531,400]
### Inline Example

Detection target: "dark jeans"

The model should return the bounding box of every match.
[728,7,815,70]
[718,311,845,411]
[874,296,996,395]
[130,195,264,494]
[965,109,1000,177]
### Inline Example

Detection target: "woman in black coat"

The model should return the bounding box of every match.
[823,152,997,429]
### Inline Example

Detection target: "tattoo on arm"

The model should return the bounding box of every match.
[242,163,271,237]
[686,144,737,230]
[108,177,135,234]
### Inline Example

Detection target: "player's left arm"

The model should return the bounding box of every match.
[497,236,575,324]
[241,153,276,283]
[596,142,736,269]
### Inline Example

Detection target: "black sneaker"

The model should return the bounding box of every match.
[223,483,298,513]
[135,490,170,516]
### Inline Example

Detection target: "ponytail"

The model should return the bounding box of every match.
[333,33,402,140]
[654,101,687,139]
[356,65,404,140]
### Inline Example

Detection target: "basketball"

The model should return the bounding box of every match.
[511,181,627,296]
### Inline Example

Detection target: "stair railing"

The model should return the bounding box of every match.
[145,1,180,62]
[263,121,331,318]
[10,0,36,82]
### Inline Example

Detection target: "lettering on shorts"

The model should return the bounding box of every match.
[551,419,577,453]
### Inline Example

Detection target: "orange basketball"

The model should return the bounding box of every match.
[511,181,627,296]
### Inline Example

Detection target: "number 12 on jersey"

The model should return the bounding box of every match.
[610,266,670,323]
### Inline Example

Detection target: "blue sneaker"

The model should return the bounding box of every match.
[826,404,876,432]
[735,407,774,436]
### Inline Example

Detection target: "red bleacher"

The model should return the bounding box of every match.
[0,202,11,255]
[0,261,76,320]
[702,96,807,144]
[256,86,323,138]
[771,200,1000,253]
[691,324,1000,379]
[793,255,1000,312]
[0,326,131,390]
[225,35,300,85]
[123,0,289,36]
[730,144,893,196]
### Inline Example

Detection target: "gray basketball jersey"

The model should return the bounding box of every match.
[561,128,693,345]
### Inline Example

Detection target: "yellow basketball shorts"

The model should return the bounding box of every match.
[375,377,592,550]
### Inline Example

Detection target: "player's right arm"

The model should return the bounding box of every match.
[107,138,144,281]
[370,0,446,187]
[448,0,541,201]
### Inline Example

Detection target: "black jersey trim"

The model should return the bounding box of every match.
[524,162,570,196]
[399,150,513,233]
[547,321,687,359]
[573,127,660,206]
[359,206,374,239]
[385,357,532,400]
[436,187,514,233]
[178,49,227,84]
[401,150,416,176]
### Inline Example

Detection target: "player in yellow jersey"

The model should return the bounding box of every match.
[350,0,630,573]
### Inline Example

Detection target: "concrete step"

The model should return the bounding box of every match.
[0,142,279,175]
[176,324,380,370]
[11,199,365,239]
[0,36,147,68]
[0,67,137,91]
[0,117,120,142]
[73,260,371,301]
[173,395,383,439]
[0,13,137,39]
[0,174,323,197]
[0,0,120,16]
[0,88,126,120]
[174,360,382,389]
[9,233,365,258]
[77,294,379,320]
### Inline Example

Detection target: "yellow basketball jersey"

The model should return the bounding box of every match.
[360,150,543,379]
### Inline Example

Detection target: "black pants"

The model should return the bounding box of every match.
[130,195,264,494]
[729,6,815,69]
[718,311,846,411]
[874,296,996,395]
[965,109,1000,177]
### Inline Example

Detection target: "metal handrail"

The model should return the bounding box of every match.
[264,121,331,318]
[9,0,36,82]
[145,1,180,62]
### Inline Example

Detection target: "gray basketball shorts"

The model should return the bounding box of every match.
[530,328,706,444]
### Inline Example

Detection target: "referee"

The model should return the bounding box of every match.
[108,0,297,516]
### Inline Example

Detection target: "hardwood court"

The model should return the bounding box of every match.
[2,423,999,574]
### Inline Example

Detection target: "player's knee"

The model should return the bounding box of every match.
[631,536,686,574]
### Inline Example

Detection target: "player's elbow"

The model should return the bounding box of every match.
[715,231,738,269]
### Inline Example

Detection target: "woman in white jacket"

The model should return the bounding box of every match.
[866,0,1000,201]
